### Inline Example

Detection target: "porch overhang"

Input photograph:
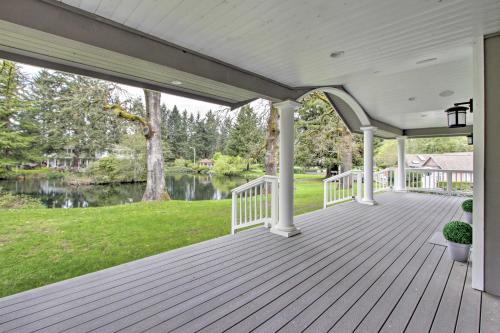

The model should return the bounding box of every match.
[0,0,314,107]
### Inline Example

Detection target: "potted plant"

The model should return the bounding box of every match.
[462,199,473,224]
[443,221,472,262]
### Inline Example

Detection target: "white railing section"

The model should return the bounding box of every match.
[231,175,279,234]
[405,168,473,195]
[323,170,363,208]
[374,168,395,193]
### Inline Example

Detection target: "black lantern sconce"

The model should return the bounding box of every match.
[445,99,473,128]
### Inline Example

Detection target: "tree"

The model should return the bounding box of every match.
[226,105,264,169]
[0,60,38,174]
[30,71,125,170]
[203,110,219,158]
[142,90,169,201]
[166,105,185,159]
[295,92,357,177]
[264,101,279,175]
[105,90,170,201]
[216,113,232,153]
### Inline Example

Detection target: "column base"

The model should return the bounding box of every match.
[270,226,301,237]
[360,199,376,205]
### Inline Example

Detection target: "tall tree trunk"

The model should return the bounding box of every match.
[142,90,169,201]
[264,103,279,175]
[340,133,353,172]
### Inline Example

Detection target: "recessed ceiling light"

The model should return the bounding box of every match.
[439,90,455,97]
[171,80,182,85]
[330,51,345,58]
[416,57,437,65]
[408,97,416,101]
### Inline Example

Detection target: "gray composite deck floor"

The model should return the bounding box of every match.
[1,192,499,333]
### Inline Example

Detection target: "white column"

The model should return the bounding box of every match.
[271,100,301,237]
[395,136,406,191]
[361,126,377,205]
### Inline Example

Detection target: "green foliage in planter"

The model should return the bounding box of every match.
[462,199,473,213]
[443,221,472,245]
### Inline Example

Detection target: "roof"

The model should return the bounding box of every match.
[406,152,473,171]
[1,0,497,134]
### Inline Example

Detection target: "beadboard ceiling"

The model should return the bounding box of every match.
[10,0,500,129]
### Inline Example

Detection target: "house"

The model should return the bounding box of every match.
[406,152,473,171]
[198,158,214,168]
[406,152,473,185]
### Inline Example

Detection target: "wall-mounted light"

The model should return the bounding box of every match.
[445,98,473,128]
[467,133,473,145]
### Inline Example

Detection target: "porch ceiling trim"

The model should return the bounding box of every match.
[403,125,473,138]
[0,0,311,105]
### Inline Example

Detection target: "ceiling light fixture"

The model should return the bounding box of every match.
[330,51,345,58]
[171,80,182,85]
[439,90,454,97]
[445,98,473,128]
[408,97,416,101]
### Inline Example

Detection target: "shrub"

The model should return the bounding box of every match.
[212,153,247,176]
[462,199,473,213]
[0,192,44,209]
[87,156,121,182]
[443,221,472,245]
[174,158,191,168]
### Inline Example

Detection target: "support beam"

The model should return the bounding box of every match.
[472,36,485,291]
[361,126,377,205]
[482,33,500,296]
[395,136,407,192]
[271,100,301,237]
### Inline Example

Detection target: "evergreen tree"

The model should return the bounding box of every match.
[0,60,38,174]
[203,110,219,158]
[166,105,185,159]
[217,114,232,153]
[226,105,264,168]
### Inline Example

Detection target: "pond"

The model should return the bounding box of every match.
[0,174,254,208]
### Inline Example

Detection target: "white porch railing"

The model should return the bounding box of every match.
[374,168,395,193]
[405,168,473,195]
[231,175,279,234]
[323,170,363,208]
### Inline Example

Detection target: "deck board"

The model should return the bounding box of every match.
[0,192,493,333]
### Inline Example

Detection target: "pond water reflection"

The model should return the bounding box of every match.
[0,174,254,208]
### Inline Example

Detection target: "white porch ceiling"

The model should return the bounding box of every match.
[15,0,500,129]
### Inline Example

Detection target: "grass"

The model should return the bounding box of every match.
[0,174,325,298]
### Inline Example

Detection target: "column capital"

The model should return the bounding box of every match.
[360,126,377,132]
[274,99,301,111]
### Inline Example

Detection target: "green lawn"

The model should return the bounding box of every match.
[0,174,324,298]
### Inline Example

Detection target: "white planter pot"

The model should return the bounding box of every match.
[447,241,471,262]
[464,211,472,224]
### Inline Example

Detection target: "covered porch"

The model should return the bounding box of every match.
[0,192,498,332]
[1,0,500,330]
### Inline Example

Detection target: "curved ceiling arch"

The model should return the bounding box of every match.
[298,87,371,127]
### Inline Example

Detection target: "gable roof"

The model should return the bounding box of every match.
[406,152,473,171]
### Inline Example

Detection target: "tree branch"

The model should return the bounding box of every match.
[103,103,153,138]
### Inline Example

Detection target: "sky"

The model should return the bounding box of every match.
[18,63,247,117]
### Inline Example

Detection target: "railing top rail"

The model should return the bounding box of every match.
[231,175,278,193]
[406,168,473,173]
[323,170,360,183]
[375,167,396,173]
